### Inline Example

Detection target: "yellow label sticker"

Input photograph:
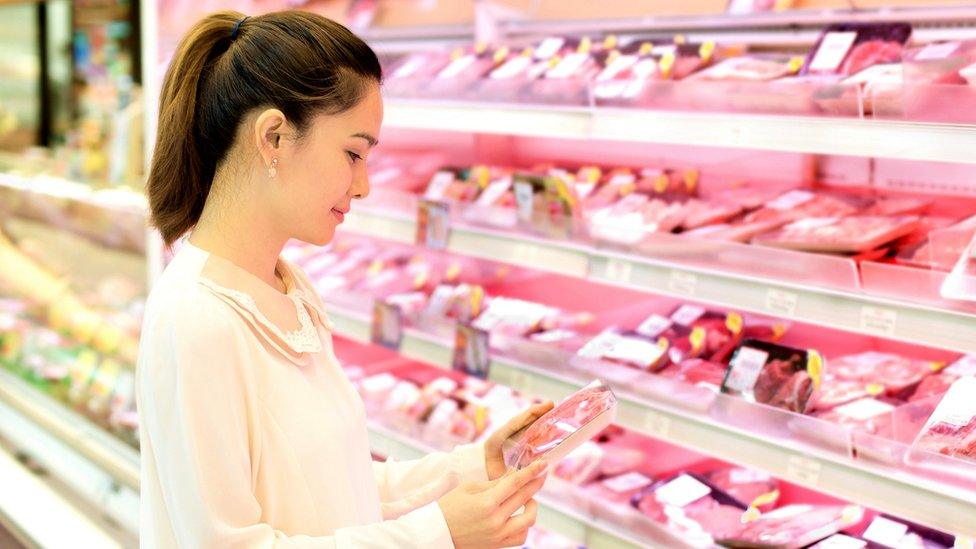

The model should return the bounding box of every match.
[930,361,947,372]
[700,41,716,62]
[653,174,670,193]
[445,262,462,282]
[750,490,780,508]
[788,56,805,73]
[639,42,654,56]
[866,383,885,397]
[741,507,762,523]
[521,47,534,58]
[726,312,744,334]
[674,34,687,45]
[367,260,384,276]
[684,169,700,193]
[660,52,676,78]
[603,35,618,50]
[474,41,488,55]
[690,327,706,354]
[493,46,509,64]
[578,36,592,54]
[807,350,824,390]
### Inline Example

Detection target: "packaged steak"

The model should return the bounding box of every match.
[658,358,731,389]
[715,504,864,548]
[911,376,976,465]
[703,466,780,512]
[752,216,920,254]
[592,41,660,102]
[687,55,803,82]
[859,514,954,549]
[827,351,943,399]
[586,471,656,505]
[576,328,671,371]
[503,380,617,470]
[802,23,912,77]
[632,472,749,538]
[722,340,823,414]
[910,354,975,402]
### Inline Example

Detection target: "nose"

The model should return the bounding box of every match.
[351,165,370,200]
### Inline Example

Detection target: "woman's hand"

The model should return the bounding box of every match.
[438,460,547,549]
[484,401,554,480]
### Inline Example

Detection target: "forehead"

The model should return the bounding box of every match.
[310,84,383,140]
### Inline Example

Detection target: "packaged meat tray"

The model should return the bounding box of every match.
[686,55,803,82]
[752,216,920,254]
[714,504,864,548]
[827,351,942,398]
[632,472,749,539]
[813,397,896,436]
[503,380,617,470]
[802,23,912,77]
[722,340,823,414]
[703,466,780,511]
[858,514,955,549]
[911,376,976,465]
[910,354,975,402]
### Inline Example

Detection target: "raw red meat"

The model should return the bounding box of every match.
[828,352,939,397]
[684,498,750,539]
[814,398,895,435]
[659,359,729,388]
[841,40,904,75]
[811,378,872,411]
[910,373,958,402]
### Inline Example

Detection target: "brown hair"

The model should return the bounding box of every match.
[147,10,382,245]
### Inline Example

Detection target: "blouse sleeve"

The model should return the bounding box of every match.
[137,291,455,549]
[371,442,490,510]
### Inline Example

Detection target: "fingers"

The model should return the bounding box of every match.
[498,499,538,548]
[488,460,547,503]
[500,401,556,439]
[498,474,546,518]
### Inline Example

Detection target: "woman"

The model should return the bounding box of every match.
[137,10,552,548]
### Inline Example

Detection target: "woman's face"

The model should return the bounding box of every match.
[274,84,383,246]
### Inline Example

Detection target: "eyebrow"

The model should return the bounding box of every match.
[351,132,378,147]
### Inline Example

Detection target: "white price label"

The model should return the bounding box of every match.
[597,54,638,81]
[809,32,858,72]
[602,472,653,494]
[786,455,822,486]
[643,411,671,438]
[916,41,960,61]
[768,190,815,210]
[765,288,799,317]
[603,259,633,284]
[811,535,868,549]
[670,304,705,326]
[425,171,455,201]
[860,306,898,337]
[514,181,535,223]
[726,347,769,393]
[534,37,565,59]
[668,270,698,296]
[490,56,533,79]
[636,314,673,338]
[437,54,477,79]
[654,474,712,508]
[547,52,590,79]
[862,516,909,547]
[475,177,512,207]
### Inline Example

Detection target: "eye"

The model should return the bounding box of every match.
[346,151,363,164]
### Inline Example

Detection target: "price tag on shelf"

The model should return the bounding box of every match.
[416,199,451,250]
[602,258,633,285]
[642,410,672,438]
[786,455,822,486]
[765,288,799,317]
[452,323,491,380]
[511,242,541,266]
[370,300,403,350]
[668,270,698,296]
[916,41,960,61]
[859,306,897,337]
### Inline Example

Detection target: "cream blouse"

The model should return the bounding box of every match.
[136,241,488,548]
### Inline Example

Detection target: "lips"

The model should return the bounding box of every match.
[332,208,348,223]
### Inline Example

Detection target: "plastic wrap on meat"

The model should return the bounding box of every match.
[716,505,862,548]
[688,56,799,82]
[752,216,920,254]
[814,398,895,435]
[910,373,959,402]
[659,359,730,388]
[841,40,905,75]
[810,377,872,411]
[704,467,779,511]
[553,441,604,485]
[829,352,939,397]
[504,380,616,469]
[586,471,655,505]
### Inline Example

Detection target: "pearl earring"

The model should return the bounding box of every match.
[268,157,278,179]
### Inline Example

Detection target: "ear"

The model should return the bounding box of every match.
[253,108,286,166]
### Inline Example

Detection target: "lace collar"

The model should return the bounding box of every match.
[180,241,331,361]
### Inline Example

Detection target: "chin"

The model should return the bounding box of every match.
[300,225,336,247]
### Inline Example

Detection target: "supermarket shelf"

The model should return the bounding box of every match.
[366,422,648,549]
[0,444,124,548]
[328,304,976,538]
[0,369,140,493]
[383,99,976,165]
[342,209,976,355]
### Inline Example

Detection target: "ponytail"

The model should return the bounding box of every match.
[147,10,382,245]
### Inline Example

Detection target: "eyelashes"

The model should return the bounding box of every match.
[346,151,364,164]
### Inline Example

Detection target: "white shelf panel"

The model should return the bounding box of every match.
[366,422,648,549]
[0,370,140,492]
[384,99,976,165]
[341,210,976,355]
[0,370,140,540]
[329,305,976,538]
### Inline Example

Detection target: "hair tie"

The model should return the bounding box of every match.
[231,16,249,40]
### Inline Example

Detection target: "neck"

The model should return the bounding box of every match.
[189,176,287,293]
